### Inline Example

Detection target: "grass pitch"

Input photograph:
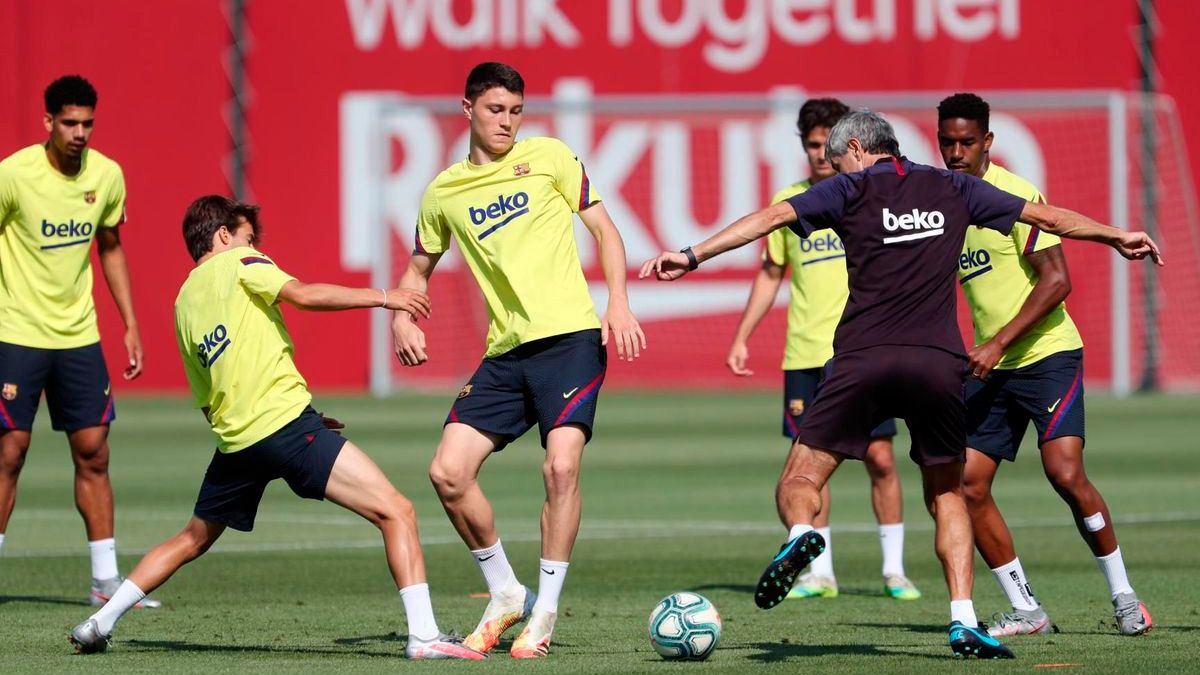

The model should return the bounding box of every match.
[2,392,1198,673]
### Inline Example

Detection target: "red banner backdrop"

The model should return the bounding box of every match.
[1,0,1198,393]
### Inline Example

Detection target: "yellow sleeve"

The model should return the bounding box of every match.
[100,165,127,227]
[236,252,297,304]
[0,162,16,221]
[764,229,789,267]
[549,139,601,213]
[175,310,210,409]
[413,185,450,255]
[1013,190,1060,255]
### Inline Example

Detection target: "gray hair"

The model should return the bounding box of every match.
[825,109,901,159]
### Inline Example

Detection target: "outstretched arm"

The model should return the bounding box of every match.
[579,202,646,361]
[392,251,443,366]
[968,245,1071,379]
[639,201,796,281]
[1020,202,1163,265]
[96,226,143,380]
[727,260,786,376]
[276,279,430,315]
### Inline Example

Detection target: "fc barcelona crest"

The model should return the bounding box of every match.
[84,191,97,204]
[513,163,530,176]
[788,398,805,417]
[458,384,473,399]
[2,383,16,401]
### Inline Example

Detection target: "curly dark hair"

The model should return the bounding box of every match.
[797,98,850,139]
[182,195,261,262]
[464,62,525,101]
[937,93,990,131]
[44,75,98,114]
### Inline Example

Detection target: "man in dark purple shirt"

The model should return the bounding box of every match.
[640,110,1161,660]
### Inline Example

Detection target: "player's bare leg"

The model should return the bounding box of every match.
[328,441,483,659]
[1040,436,1149,635]
[866,439,918,598]
[67,426,114,540]
[69,516,224,653]
[0,430,32,535]
[430,423,533,654]
[755,442,839,609]
[511,424,586,658]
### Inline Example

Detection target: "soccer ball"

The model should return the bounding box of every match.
[647,592,722,661]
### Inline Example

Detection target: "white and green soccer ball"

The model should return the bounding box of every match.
[647,592,722,661]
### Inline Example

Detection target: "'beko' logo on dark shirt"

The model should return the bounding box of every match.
[881,208,945,245]
[40,219,94,250]
[468,192,530,241]
[197,324,231,368]
[958,248,993,284]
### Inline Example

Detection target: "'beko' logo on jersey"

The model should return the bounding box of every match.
[197,324,231,368]
[468,192,530,241]
[40,219,94,250]
[881,208,945,245]
[799,232,846,265]
[958,248,993,284]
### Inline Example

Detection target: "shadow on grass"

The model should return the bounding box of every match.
[842,621,946,635]
[0,594,90,607]
[745,641,946,662]
[125,638,397,658]
[690,583,757,595]
[332,633,401,646]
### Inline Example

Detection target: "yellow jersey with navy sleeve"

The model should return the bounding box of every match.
[766,180,849,370]
[174,247,311,452]
[415,136,602,358]
[958,163,1083,370]
[0,145,127,348]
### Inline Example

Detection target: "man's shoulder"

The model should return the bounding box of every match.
[985,163,1042,201]
[0,145,45,175]
[84,148,123,177]
[771,180,811,204]
[517,136,571,156]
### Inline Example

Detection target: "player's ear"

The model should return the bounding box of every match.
[43,112,54,134]
[983,130,994,153]
[462,97,473,121]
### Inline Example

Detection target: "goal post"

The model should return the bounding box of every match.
[340,88,1199,397]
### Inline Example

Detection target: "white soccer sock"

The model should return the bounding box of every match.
[89,578,145,635]
[399,583,440,641]
[89,538,119,581]
[0,533,6,553]
[787,523,814,542]
[471,540,518,595]
[809,527,835,578]
[1095,547,1134,598]
[950,599,978,627]
[991,557,1039,611]
[879,523,906,577]
[533,559,569,614]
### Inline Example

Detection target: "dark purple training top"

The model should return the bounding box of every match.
[786,157,1027,357]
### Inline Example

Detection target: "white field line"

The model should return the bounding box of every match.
[3,510,1199,558]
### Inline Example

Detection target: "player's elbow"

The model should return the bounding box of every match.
[279,282,319,310]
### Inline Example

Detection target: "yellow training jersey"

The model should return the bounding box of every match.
[958,163,1083,370]
[174,248,311,452]
[415,137,602,358]
[765,180,849,371]
[0,145,126,348]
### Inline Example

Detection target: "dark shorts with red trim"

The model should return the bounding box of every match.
[0,341,114,432]
[193,406,346,532]
[966,349,1085,462]
[783,368,897,440]
[447,329,606,451]
[797,345,968,467]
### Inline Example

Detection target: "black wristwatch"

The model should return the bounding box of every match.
[680,246,699,271]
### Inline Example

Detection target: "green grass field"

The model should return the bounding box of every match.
[2,392,1198,673]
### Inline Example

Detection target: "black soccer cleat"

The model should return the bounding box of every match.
[948,620,1015,659]
[754,530,826,609]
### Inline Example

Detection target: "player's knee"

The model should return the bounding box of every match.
[72,443,110,475]
[1045,462,1086,495]
[428,460,469,500]
[961,474,991,508]
[543,457,579,495]
[865,454,896,481]
[375,490,416,527]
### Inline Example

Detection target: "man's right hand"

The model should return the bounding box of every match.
[392,313,429,366]
[726,340,754,376]
[385,288,432,318]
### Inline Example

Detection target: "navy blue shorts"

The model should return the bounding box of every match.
[798,346,968,466]
[966,349,1085,461]
[0,341,114,432]
[783,368,897,440]
[193,406,346,532]
[447,329,606,451]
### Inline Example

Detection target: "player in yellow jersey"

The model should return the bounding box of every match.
[69,196,483,660]
[938,94,1150,637]
[726,99,919,601]
[392,63,645,659]
[0,76,157,607]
